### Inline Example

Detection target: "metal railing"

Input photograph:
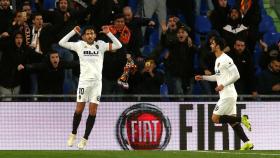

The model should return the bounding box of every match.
[0,94,279,102]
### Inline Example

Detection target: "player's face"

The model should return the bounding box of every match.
[234,40,246,54]
[83,29,96,44]
[14,33,23,48]
[210,39,217,53]
[50,53,60,68]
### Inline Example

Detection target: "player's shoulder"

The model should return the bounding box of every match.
[221,53,233,62]
[95,40,107,48]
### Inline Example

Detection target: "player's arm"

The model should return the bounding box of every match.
[100,26,122,51]
[221,62,240,87]
[58,26,80,51]
[195,74,217,82]
[202,75,217,82]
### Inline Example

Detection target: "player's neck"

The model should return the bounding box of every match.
[215,50,224,58]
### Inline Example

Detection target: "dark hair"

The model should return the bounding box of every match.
[31,12,43,20]
[113,13,125,21]
[212,36,226,50]
[235,36,246,44]
[81,25,96,36]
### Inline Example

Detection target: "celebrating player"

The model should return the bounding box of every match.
[195,36,254,150]
[59,25,122,149]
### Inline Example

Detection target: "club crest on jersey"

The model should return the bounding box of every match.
[217,62,220,67]
[95,45,99,49]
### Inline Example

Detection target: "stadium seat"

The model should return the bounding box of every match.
[263,32,280,46]
[227,0,236,7]
[259,15,277,34]
[195,15,212,34]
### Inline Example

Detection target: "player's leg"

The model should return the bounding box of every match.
[78,82,101,150]
[77,103,98,149]
[230,122,254,150]
[68,102,86,147]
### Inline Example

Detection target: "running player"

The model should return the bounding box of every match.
[195,36,254,150]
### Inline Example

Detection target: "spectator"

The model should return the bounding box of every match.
[257,58,280,95]
[9,10,31,47]
[134,59,164,95]
[22,1,33,27]
[102,14,131,96]
[166,0,196,39]
[0,31,36,100]
[18,51,79,99]
[228,38,257,97]
[209,0,230,34]
[0,0,13,39]
[259,39,280,69]
[123,6,155,59]
[222,7,249,49]
[164,24,196,95]
[149,15,180,60]
[236,0,261,53]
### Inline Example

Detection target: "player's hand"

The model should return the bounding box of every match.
[101,25,110,34]
[195,75,203,81]
[74,26,81,35]
[17,64,24,71]
[215,85,224,92]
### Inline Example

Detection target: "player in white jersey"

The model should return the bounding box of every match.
[59,25,122,149]
[195,36,254,150]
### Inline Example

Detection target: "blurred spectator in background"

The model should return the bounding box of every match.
[102,14,131,96]
[0,0,13,39]
[18,51,79,100]
[259,39,280,69]
[87,0,126,32]
[257,58,280,95]
[22,1,33,27]
[123,6,155,60]
[133,59,164,95]
[149,15,179,60]
[236,0,261,53]
[164,24,196,96]
[8,10,31,47]
[222,7,249,50]
[209,0,230,34]
[0,31,36,100]
[140,0,166,34]
[228,37,258,97]
[166,0,196,39]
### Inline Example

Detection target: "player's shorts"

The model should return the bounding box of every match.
[213,97,237,115]
[76,80,102,104]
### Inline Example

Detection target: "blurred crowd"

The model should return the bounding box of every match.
[0,0,279,101]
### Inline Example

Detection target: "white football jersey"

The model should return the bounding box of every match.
[63,40,109,81]
[214,53,238,98]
